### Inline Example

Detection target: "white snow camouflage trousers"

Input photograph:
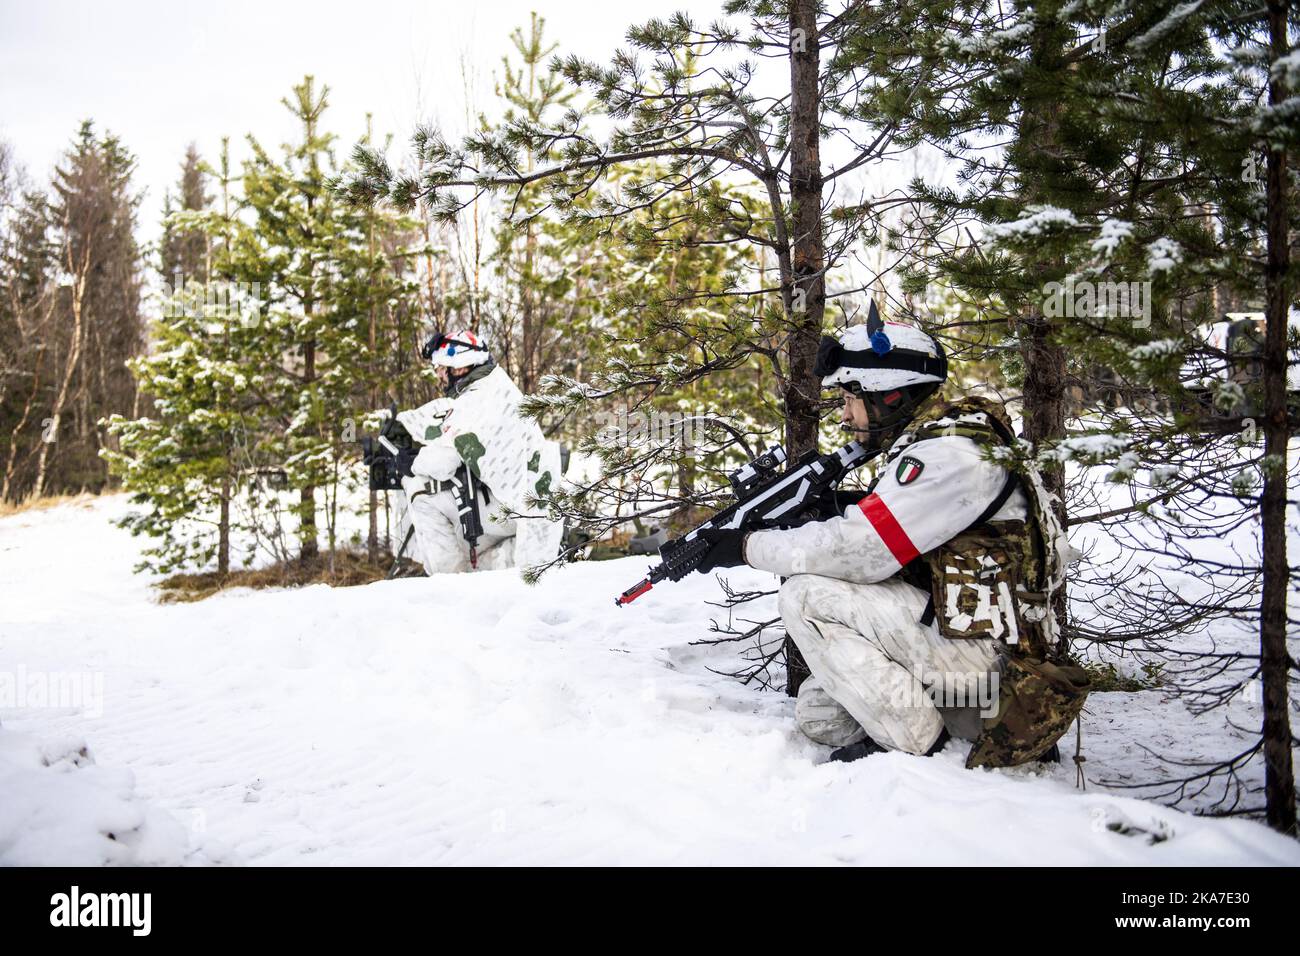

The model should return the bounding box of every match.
[397,483,517,575]
[782,574,999,754]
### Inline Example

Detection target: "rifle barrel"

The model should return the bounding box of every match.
[615,576,656,607]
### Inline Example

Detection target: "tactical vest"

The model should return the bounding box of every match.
[886,397,1090,769]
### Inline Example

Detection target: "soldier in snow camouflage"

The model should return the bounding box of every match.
[392,329,563,577]
[690,303,1088,767]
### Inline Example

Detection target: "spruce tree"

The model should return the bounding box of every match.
[36,122,143,497]
[0,150,58,502]
[160,143,212,285]
[233,77,343,564]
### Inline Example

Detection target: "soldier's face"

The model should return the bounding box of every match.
[434,365,450,389]
[841,389,870,435]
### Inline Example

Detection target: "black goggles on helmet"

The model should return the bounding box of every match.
[420,331,484,361]
[812,335,947,385]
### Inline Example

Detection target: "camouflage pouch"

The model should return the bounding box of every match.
[965,650,1091,769]
[928,524,1029,644]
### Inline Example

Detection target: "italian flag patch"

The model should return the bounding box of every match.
[896,456,925,485]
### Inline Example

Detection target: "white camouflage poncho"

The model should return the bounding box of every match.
[397,366,563,572]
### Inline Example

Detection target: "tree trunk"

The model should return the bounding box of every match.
[2,367,42,502]
[218,474,231,576]
[785,0,825,463]
[1260,0,1296,835]
[299,338,319,564]
[366,191,380,566]
[328,453,338,576]
[1020,311,1070,648]
[1018,29,1072,652]
[368,488,379,564]
[33,254,88,500]
[782,0,825,696]
[522,221,536,394]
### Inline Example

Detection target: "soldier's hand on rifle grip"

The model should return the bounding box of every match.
[693,528,749,573]
[833,489,869,511]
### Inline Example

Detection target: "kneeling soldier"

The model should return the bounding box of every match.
[692,310,1080,764]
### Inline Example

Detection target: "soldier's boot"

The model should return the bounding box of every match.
[1036,743,1061,764]
[829,737,886,763]
[830,727,950,763]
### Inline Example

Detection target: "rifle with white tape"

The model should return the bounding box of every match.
[615,441,880,606]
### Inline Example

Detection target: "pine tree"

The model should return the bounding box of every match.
[845,0,1296,826]
[109,81,428,577]
[529,175,773,545]
[105,139,261,575]
[102,262,263,574]
[486,13,580,396]
[1247,0,1296,835]
[322,125,425,571]
[231,77,343,564]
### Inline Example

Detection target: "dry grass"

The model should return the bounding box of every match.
[0,492,101,518]
[157,549,395,603]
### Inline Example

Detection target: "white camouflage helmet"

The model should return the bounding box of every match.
[420,328,492,369]
[816,315,946,393]
[815,302,948,436]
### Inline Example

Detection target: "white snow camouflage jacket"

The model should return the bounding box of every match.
[745,425,1029,585]
[397,366,564,571]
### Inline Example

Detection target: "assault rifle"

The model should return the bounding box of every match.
[449,463,484,568]
[361,405,419,491]
[615,440,880,606]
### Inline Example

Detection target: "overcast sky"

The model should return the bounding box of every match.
[0,0,698,243]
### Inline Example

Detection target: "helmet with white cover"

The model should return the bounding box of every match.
[814,301,947,435]
[420,328,492,369]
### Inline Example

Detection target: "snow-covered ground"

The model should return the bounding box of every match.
[1,495,1297,865]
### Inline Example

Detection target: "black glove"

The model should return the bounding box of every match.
[833,489,869,511]
[694,528,749,574]
[793,487,866,523]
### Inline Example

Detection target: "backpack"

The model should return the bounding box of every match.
[892,397,1089,768]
